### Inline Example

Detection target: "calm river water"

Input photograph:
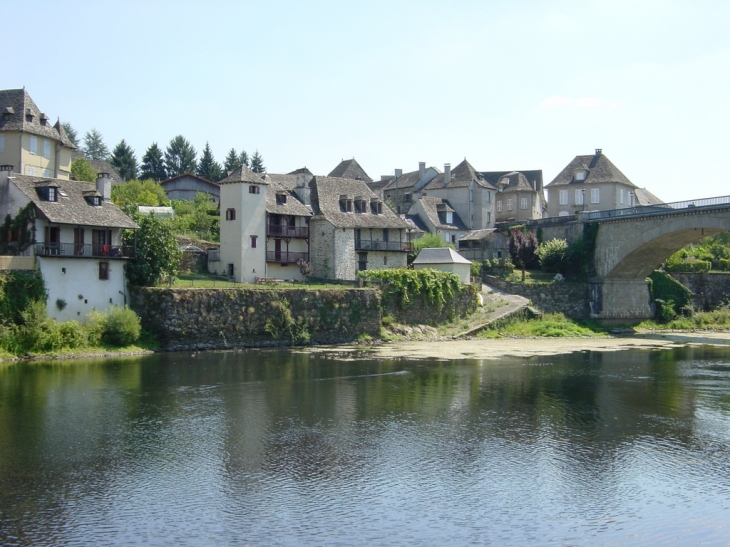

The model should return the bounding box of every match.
[1,345,730,546]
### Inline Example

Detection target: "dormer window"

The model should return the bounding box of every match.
[40,114,49,126]
[354,198,367,213]
[38,187,58,202]
[575,170,587,182]
[25,109,34,123]
[370,200,383,214]
[276,192,287,205]
[84,195,101,206]
[339,195,348,212]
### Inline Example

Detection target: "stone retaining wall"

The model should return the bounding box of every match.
[383,284,480,325]
[669,273,730,310]
[130,287,382,350]
[483,275,590,318]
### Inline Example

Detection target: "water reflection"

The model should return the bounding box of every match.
[1,346,730,545]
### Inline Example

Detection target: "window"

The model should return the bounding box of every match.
[250,235,257,248]
[43,139,51,158]
[339,196,348,212]
[227,264,234,277]
[620,188,624,205]
[27,166,37,176]
[507,199,513,211]
[520,198,528,210]
[99,262,109,281]
[43,187,57,201]
[497,201,502,212]
[486,212,490,225]
[347,199,353,212]
[559,190,568,205]
[276,193,287,205]
[575,170,586,181]
[248,185,260,194]
[29,136,38,155]
[225,208,236,220]
[358,252,367,271]
[575,189,584,205]
[591,188,600,204]
[0,134,4,151]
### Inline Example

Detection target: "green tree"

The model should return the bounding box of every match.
[110,139,138,181]
[112,179,169,207]
[71,157,97,182]
[61,122,79,147]
[537,238,569,273]
[508,229,538,282]
[239,149,249,168]
[140,142,167,181]
[223,148,241,174]
[124,213,181,286]
[250,150,265,173]
[164,135,197,177]
[82,128,109,160]
[196,142,223,182]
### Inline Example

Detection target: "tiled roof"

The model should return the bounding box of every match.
[327,159,373,183]
[9,174,138,229]
[265,181,312,217]
[416,196,469,231]
[459,229,499,242]
[546,151,636,188]
[219,164,267,184]
[0,89,76,149]
[412,247,471,265]
[310,176,407,229]
[634,188,664,206]
[423,159,495,190]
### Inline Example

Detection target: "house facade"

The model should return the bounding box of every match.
[545,149,663,217]
[484,170,545,223]
[381,162,440,214]
[0,168,137,321]
[309,176,409,280]
[160,172,220,203]
[406,196,469,245]
[0,89,76,180]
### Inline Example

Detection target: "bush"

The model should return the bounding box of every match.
[537,239,569,273]
[655,299,677,323]
[99,306,142,346]
[665,259,711,273]
[470,261,482,277]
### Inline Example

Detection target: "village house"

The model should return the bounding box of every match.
[379,162,441,214]
[407,196,469,245]
[308,176,410,280]
[545,149,663,217]
[0,88,76,180]
[160,172,220,203]
[212,165,312,283]
[0,167,138,321]
[481,170,545,224]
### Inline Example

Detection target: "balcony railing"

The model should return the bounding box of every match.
[266,251,308,264]
[267,224,309,238]
[354,240,410,252]
[34,242,135,259]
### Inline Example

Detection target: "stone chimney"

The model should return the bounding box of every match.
[0,165,12,184]
[444,163,451,186]
[0,165,13,172]
[595,148,602,156]
[96,172,112,202]
[419,162,425,180]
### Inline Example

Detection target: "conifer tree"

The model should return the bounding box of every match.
[239,150,249,168]
[140,143,167,181]
[250,150,265,173]
[82,128,109,161]
[223,148,241,174]
[197,142,223,182]
[61,122,79,147]
[110,139,138,181]
[164,135,197,177]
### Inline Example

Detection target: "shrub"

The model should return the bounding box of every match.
[665,259,711,273]
[537,239,569,273]
[100,306,142,346]
[470,261,482,277]
[655,299,677,323]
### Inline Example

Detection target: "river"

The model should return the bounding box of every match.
[1,344,730,546]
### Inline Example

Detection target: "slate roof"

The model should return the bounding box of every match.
[546,151,637,188]
[287,167,313,176]
[634,188,664,206]
[264,172,314,191]
[423,159,495,191]
[9,174,138,229]
[493,171,537,193]
[482,170,543,190]
[416,196,469,231]
[160,172,219,189]
[412,247,471,265]
[0,89,76,148]
[219,165,267,185]
[265,181,312,217]
[403,214,427,234]
[327,159,373,183]
[309,176,407,229]
[382,170,422,191]
[459,229,499,242]
[87,159,125,185]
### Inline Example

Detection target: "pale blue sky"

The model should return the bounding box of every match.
[9,0,730,201]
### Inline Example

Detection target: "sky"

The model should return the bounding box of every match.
[8,0,730,202]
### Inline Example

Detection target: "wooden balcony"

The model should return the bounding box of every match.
[267,224,309,238]
[34,242,136,259]
[266,251,308,264]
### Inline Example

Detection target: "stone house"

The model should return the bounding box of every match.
[407,196,469,245]
[0,167,138,321]
[0,88,76,180]
[160,172,220,203]
[379,162,440,213]
[481,170,545,223]
[545,149,663,217]
[308,176,410,280]
[213,165,312,283]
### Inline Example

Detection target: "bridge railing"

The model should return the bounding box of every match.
[586,195,730,221]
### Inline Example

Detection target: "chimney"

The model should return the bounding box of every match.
[444,163,451,186]
[595,148,602,155]
[0,165,13,172]
[394,169,402,180]
[0,165,12,183]
[419,162,425,180]
[96,172,111,202]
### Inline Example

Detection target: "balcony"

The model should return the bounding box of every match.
[458,249,483,260]
[34,242,136,259]
[267,224,309,238]
[266,251,308,264]
[354,240,410,252]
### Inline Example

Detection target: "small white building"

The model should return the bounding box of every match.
[412,247,473,284]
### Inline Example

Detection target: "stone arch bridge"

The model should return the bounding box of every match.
[533,196,730,319]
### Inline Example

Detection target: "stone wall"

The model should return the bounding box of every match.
[669,273,730,310]
[483,275,590,318]
[130,287,382,350]
[382,283,480,325]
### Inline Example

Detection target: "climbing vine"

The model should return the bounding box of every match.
[0,203,36,255]
[358,268,463,310]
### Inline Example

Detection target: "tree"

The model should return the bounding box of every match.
[110,139,138,181]
[223,148,241,173]
[124,213,181,286]
[164,135,197,177]
[82,128,109,160]
[537,238,569,274]
[140,142,167,181]
[196,142,223,182]
[70,157,97,182]
[250,150,265,173]
[239,149,249,168]
[112,179,169,207]
[508,229,538,282]
[407,232,453,264]
[61,122,79,147]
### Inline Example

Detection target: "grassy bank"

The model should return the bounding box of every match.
[478,313,608,338]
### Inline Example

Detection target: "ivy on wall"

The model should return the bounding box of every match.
[358,268,464,310]
[0,271,46,325]
[0,203,36,255]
